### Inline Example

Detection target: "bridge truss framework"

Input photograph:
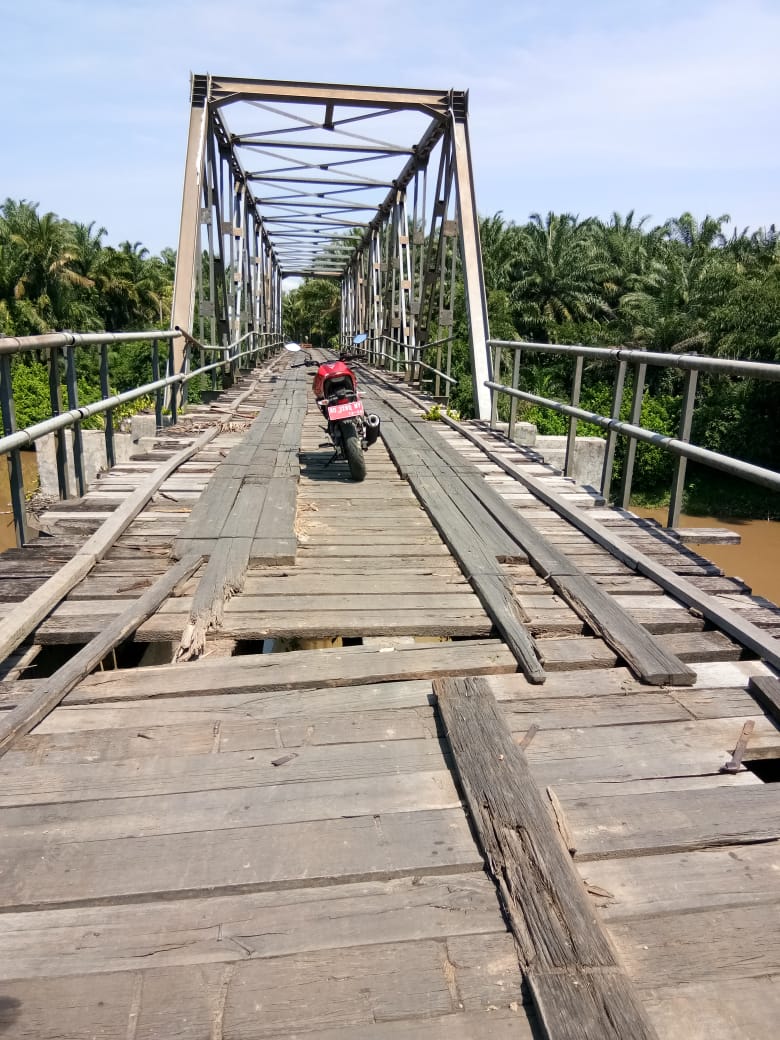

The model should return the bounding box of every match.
[170,74,493,417]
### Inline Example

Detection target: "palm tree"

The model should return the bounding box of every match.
[0,199,93,332]
[509,212,611,341]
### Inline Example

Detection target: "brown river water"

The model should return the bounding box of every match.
[2,453,779,605]
[633,507,780,606]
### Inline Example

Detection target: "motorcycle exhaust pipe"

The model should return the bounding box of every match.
[364,413,381,447]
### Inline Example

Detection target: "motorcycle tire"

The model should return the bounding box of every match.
[341,423,367,482]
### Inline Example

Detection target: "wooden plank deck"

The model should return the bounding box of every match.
[0,357,778,1038]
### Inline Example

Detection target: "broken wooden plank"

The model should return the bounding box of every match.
[0,554,204,759]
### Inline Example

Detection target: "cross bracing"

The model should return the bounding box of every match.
[171,75,493,417]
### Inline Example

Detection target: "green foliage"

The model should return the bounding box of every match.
[9,360,51,428]
[421,404,461,422]
[0,197,178,439]
[282,279,340,347]
[473,208,780,510]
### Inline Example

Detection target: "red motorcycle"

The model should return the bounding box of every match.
[285,344,380,481]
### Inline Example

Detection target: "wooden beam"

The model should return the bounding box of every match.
[434,675,659,1040]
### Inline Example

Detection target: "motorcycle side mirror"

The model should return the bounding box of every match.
[284,342,302,353]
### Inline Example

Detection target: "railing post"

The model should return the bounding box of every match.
[65,347,86,497]
[0,354,30,545]
[600,358,627,501]
[667,368,698,528]
[99,343,115,469]
[151,339,164,431]
[489,344,502,429]
[445,340,452,403]
[48,346,70,500]
[507,347,522,443]
[564,354,584,477]
[619,362,647,508]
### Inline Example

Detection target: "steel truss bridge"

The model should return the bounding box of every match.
[0,75,779,1040]
[171,74,492,418]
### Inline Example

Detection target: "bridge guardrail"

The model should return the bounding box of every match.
[0,328,282,544]
[485,339,780,528]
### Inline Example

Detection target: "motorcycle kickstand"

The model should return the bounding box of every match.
[323,451,339,468]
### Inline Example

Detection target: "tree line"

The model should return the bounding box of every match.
[0,198,177,427]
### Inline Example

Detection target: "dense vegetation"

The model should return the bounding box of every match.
[3,197,778,515]
[457,211,780,514]
[0,198,176,427]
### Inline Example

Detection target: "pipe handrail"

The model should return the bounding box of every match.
[0,329,179,356]
[0,333,283,457]
[484,379,780,494]
[487,338,780,381]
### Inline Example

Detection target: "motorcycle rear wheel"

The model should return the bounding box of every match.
[342,423,366,482]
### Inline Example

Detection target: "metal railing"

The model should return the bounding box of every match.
[351,334,456,400]
[485,339,780,528]
[0,328,283,544]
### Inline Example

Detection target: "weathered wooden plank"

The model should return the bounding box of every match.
[16,640,515,705]
[0,935,525,1038]
[535,636,618,670]
[30,679,434,733]
[0,554,204,759]
[612,903,780,987]
[487,660,774,702]
[550,573,696,685]
[0,808,483,908]
[748,673,780,724]
[641,978,780,1040]
[434,675,658,1040]
[140,608,492,642]
[0,872,506,980]
[11,705,441,764]
[175,538,252,661]
[2,769,460,845]
[0,738,453,806]
[501,691,690,729]
[561,784,780,859]
[578,843,780,921]
[521,716,780,788]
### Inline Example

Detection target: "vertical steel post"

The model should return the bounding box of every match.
[667,368,698,529]
[171,74,209,378]
[564,354,584,477]
[65,348,86,497]
[489,344,502,429]
[0,355,29,545]
[619,362,647,508]
[99,343,115,469]
[152,339,164,430]
[508,347,522,443]
[48,346,70,500]
[451,103,492,419]
[600,359,627,501]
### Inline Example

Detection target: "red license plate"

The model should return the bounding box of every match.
[328,399,364,420]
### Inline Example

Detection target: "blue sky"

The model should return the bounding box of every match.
[3,0,778,255]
